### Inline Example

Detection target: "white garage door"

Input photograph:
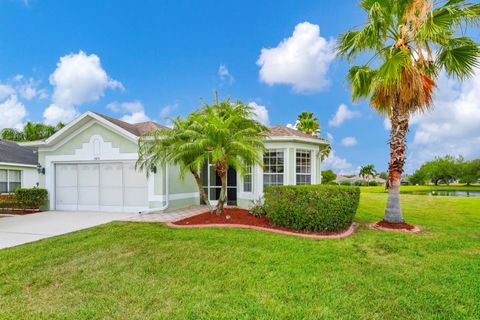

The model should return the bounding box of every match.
[55,162,148,212]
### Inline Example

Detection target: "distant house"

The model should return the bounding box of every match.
[0,140,39,194]
[336,174,386,185]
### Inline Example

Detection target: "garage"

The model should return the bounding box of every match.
[55,162,148,212]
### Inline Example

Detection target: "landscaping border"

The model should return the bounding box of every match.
[368,222,422,233]
[166,222,359,239]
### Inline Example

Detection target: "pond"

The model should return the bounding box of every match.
[403,190,480,197]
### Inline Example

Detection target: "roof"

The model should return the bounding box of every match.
[93,112,168,136]
[267,125,329,143]
[0,140,38,166]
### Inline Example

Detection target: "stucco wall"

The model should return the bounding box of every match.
[0,164,39,191]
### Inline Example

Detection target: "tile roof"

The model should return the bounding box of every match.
[267,125,324,140]
[0,140,38,165]
[94,112,168,136]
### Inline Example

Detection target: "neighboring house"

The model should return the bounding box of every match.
[23,111,329,213]
[0,140,39,194]
[336,175,386,185]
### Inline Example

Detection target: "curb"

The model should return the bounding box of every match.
[165,222,359,239]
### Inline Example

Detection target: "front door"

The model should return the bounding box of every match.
[201,162,237,206]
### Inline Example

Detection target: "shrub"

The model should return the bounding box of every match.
[327,181,338,185]
[15,188,48,209]
[369,181,379,186]
[340,181,351,186]
[264,185,360,232]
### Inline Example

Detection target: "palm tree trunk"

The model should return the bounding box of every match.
[215,162,228,215]
[191,170,213,213]
[384,110,409,224]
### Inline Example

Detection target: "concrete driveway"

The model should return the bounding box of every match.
[0,211,135,250]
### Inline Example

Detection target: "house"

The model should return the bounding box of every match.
[0,140,39,194]
[336,175,386,185]
[22,111,330,213]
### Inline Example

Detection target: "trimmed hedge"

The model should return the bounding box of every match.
[264,185,360,232]
[15,188,48,209]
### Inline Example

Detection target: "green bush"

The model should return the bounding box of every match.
[264,185,360,232]
[369,181,379,186]
[327,181,338,185]
[15,188,48,209]
[340,181,351,186]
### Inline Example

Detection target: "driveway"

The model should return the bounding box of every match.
[0,211,135,250]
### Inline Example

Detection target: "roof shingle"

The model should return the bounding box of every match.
[0,140,38,165]
[94,113,168,136]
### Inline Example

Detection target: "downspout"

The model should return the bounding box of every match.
[139,163,169,214]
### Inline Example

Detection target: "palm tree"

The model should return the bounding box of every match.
[337,0,480,224]
[1,122,65,141]
[296,112,320,136]
[359,164,377,185]
[192,96,268,214]
[136,116,213,212]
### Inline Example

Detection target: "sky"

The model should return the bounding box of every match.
[1,0,479,174]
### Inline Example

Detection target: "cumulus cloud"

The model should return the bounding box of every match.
[410,69,480,162]
[0,95,27,130]
[44,51,123,124]
[322,150,355,175]
[248,102,270,126]
[328,104,360,127]
[0,84,15,101]
[218,64,234,84]
[341,136,357,146]
[257,22,335,93]
[107,100,151,124]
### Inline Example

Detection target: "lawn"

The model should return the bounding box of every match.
[361,184,480,193]
[1,193,479,319]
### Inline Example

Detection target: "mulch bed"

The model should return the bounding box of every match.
[173,208,355,238]
[0,209,40,215]
[370,220,421,233]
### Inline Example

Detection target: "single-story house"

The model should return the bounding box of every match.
[22,111,330,213]
[336,175,386,185]
[0,140,39,194]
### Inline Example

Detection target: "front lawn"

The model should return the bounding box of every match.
[361,184,480,193]
[1,193,479,319]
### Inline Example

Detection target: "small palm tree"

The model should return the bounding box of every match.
[359,164,377,185]
[192,96,268,214]
[296,112,320,136]
[337,0,480,224]
[136,116,213,212]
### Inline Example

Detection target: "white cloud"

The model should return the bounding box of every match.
[383,117,391,130]
[341,136,357,146]
[107,100,151,124]
[13,76,46,100]
[326,132,334,142]
[322,150,356,175]
[218,64,234,84]
[0,84,15,100]
[286,122,298,129]
[248,102,270,126]
[410,69,480,163]
[44,51,123,124]
[328,104,360,127]
[0,95,27,130]
[257,22,335,93]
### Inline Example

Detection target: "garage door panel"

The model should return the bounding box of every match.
[100,163,123,187]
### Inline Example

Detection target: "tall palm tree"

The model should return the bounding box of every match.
[136,116,213,212]
[192,96,268,214]
[337,0,480,224]
[296,112,321,136]
[359,164,377,185]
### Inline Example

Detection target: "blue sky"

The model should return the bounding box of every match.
[1,0,479,174]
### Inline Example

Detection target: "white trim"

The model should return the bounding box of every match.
[39,120,97,152]
[294,148,315,185]
[149,192,199,202]
[0,162,37,168]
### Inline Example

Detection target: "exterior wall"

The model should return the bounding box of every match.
[236,140,327,209]
[0,164,39,192]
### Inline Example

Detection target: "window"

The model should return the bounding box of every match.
[296,150,312,185]
[263,150,284,186]
[0,169,21,193]
[243,165,253,192]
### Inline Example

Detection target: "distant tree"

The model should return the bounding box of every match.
[1,122,65,141]
[359,164,376,185]
[409,170,427,186]
[296,112,320,136]
[459,159,480,185]
[378,172,388,180]
[414,155,461,185]
[321,169,337,184]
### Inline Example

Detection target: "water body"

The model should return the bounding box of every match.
[404,190,480,197]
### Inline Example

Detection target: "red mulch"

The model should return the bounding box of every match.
[0,209,40,215]
[375,220,415,231]
[173,208,348,236]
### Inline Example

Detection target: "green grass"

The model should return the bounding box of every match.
[361,184,480,193]
[1,194,480,319]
